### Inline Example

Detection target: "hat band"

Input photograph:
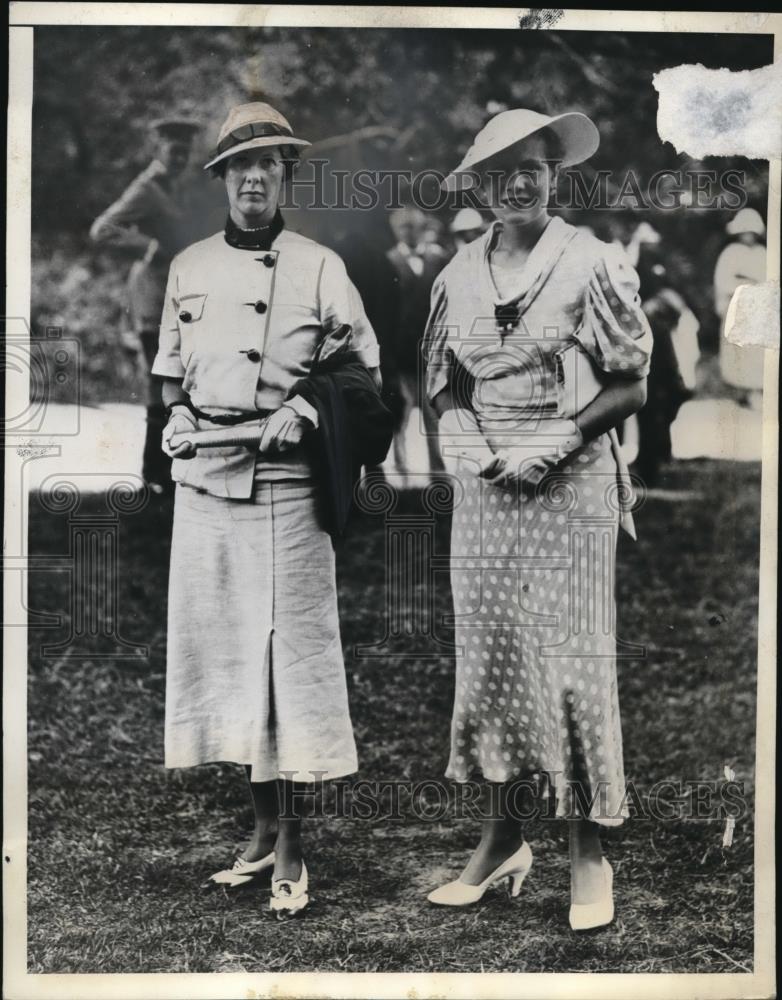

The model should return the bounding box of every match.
[215,121,294,157]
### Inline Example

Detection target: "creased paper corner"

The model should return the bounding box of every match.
[725,281,780,351]
[653,59,782,159]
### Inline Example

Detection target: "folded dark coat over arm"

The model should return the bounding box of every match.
[288,354,395,538]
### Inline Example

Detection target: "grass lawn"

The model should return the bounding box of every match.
[26,458,759,974]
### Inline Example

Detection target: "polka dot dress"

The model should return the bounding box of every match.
[446,434,628,825]
[423,219,652,828]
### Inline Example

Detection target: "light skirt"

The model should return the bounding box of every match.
[446,432,629,826]
[164,480,358,782]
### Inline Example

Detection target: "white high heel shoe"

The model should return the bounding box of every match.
[205,851,275,888]
[569,858,614,931]
[270,862,309,918]
[427,842,533,906]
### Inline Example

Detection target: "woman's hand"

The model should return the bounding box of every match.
[438,407,497,477]
[162,409,198,459]
[481,446,558,487]
[482,420,584,488]
[257,404,311,454]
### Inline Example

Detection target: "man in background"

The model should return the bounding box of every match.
[633,231,697,487]
[328,214,403,465]
[90,116,201,492]
[386,206,445,481]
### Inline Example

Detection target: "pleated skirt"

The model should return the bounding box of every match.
[164,480,358,782]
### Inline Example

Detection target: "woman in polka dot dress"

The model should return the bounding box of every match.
[423,109,652,928]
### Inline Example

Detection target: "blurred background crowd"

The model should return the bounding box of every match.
[30,26,771,491]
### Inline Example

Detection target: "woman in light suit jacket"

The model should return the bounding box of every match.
[154,102,381,918]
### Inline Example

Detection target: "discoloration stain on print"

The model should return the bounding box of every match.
[653,59,782,159]
[696,86,753,134]
[725,281,780,351]
[15,443,52,459]
[518,9,565,30]
[234,6,268,28]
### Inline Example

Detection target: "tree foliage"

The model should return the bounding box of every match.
[31,26,772,398]
[33,26,771,229]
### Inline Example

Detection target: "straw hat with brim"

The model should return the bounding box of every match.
[443,109,600,192]
[203,102,310,171]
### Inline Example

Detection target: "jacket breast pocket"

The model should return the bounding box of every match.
[176,293,208,325]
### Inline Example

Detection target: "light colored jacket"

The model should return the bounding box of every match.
[152,227,380,498]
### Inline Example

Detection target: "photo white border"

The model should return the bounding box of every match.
[4,6,778,999]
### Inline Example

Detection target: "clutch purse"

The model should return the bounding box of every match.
[554,340,638,540]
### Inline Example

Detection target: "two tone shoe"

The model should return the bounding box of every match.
[204,851,275,889]
[569,858,614,931]
[427,842,533,906]
[269,862,309,919]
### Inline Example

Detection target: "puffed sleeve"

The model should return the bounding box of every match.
[318,251,380,368]
[423,276,453,403]
[151,259,186,379]
[574,243,653,379]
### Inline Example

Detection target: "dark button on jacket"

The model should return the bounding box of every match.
[151,229,381,500]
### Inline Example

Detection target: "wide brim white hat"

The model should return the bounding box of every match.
[204,101,310,171]
[443,109,600,192]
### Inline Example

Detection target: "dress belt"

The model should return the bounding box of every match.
[191,405,272,427]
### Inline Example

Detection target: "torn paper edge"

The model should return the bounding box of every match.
[653,59,782,160]
[725,281,781,350]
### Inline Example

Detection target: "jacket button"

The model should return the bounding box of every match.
[254,300,268,314]
[179,310,192,323]
[262,254,275,268]
[246,349,261,363]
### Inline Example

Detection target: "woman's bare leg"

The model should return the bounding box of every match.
[243,769,278,862]
[569,818,607,903]
[243,773,305,881]
[274,779,304,881]
[459,781,525,885]
[242,772,305,882]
